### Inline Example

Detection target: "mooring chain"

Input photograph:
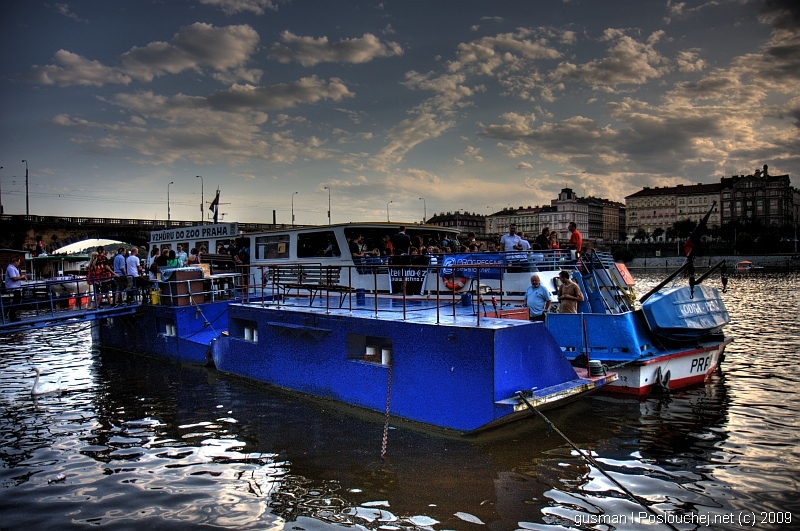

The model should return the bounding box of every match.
[380,363,393,460]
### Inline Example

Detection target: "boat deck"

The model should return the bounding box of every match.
[242,291,529,329]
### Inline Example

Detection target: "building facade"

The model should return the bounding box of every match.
[625,183,722,238]
[719,165,795,227]
[426,211,486,236]
[484,207,541,239]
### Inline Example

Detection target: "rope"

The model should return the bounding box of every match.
[380,363,393,461]
[515,392,681,531]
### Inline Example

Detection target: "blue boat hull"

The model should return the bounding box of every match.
[99,301,231,365]
[212,304,604,433]
[98,294,615,433]
[640,285,730,342]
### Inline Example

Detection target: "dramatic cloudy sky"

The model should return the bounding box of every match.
[1,0,798,224]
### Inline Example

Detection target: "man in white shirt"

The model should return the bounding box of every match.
[4,256,26,321]
[125,248,141,303]
[499,224,523,251]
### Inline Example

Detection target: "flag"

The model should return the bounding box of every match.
[683,201,716,259]
[208,188,220,212]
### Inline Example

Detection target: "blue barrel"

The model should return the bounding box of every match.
[460,292,472,307]
[356,288,366,305]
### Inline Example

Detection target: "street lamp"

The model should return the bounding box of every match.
[324,186,331,225]
[386,200,393,222]
[21,160,28,216]
[291,191,298,226]
[168,181,174,220]
[196,175,204,224]
[419,197,426,223]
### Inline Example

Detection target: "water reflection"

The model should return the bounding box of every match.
[1,272,799,530]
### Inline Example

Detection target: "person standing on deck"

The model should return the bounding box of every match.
[391,226,411,255]
[525,274,551,322]
[4,256,26,321]
[500,224,523,252]
[567,222,583,255]
[175,244,188,266]
[126,247,142,303]
[535,227,550,249]
[556,270,584,314]
[112,248,128,304]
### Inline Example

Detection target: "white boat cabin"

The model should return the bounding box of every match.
[148,222,580,298]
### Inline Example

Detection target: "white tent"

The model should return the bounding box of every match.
[51,238,131,255]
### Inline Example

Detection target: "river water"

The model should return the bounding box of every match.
[1,272,798,530]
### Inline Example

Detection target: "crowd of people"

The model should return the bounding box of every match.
[83,240,242,309]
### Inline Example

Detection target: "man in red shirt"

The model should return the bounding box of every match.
[567,222,583,254]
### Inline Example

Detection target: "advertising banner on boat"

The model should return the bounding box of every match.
[440,253,504,280]
[388,255,430,295]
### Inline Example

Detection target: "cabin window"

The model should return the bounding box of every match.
[347,334,392,366]
[297,231,340,258]
[243,323,258,342]
[160,318,177,336]
[255,234,290,259]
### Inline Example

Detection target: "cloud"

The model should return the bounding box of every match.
[372,113,454,170]
[29,50,132,86]
[676,50,707,72]
[119,23,260,81]
[198,0,278,15]
[450,28,562,75]
[51,76,354,165]
[464,145,484,162]
[401,71,484,113]
[269,31,403,66]
[756,0,800,32]
[207,76,354,111]
[550,29,670,87]
[53,3,85,22]
[29,23,260,86]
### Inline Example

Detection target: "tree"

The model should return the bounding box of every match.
[612,247,634,263]
[673,219,697,239]
[633,228,649,241]
[652,228,665,240]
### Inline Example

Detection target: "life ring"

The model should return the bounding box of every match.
[444,276,468,291]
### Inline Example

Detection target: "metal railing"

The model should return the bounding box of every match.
[238,262,545,328]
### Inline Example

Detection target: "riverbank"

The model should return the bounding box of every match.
[625,254,799,271]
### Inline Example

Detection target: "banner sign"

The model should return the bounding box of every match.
[149,223,239,244]
[388,255,431,295]
[440,253,504,280]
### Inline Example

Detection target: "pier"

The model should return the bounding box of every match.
[0,276,141,336]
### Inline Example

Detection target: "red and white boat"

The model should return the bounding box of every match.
[545,251,732,396]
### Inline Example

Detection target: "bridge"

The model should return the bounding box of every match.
[1,214,283,253]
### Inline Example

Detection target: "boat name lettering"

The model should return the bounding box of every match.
[690,355,711,373]
[150,223,238,243]
[677,302,705,316]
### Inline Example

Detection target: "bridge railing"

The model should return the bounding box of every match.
[1,214,295,232]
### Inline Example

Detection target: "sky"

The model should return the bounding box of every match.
[1,0,798,226]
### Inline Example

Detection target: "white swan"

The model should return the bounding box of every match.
[31,367,62,396]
